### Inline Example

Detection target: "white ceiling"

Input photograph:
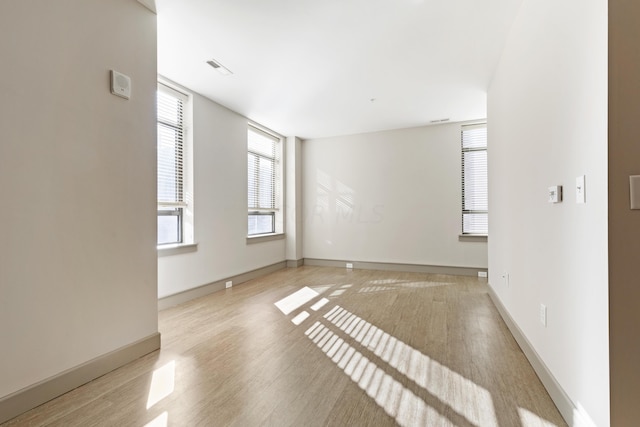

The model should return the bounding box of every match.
[156,0,522,139]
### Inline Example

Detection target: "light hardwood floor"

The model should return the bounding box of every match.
[3,266,567,426]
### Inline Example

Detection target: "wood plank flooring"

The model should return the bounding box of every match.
[2,266,567,426]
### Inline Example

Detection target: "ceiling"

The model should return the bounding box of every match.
[156,0,523,139]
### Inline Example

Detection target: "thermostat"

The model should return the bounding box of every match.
[548,185,562,203]
[110,70,131,99]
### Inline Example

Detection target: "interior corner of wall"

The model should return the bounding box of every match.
[137,0,157,14]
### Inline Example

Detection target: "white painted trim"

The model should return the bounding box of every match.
[303,258,486,277]
[157,243,198,257]
[487,286,597,427]
[458,234,488,242]
[246,233,285,244]
[158,261,287,310]
[0,333,160,424]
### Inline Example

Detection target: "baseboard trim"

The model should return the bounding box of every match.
[286,259,304,268]
[303,258,486,277]
[0,332,161,424]
[487,287,597,427]
[158,261,287,310]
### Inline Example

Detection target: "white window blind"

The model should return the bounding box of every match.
[157,84,186,207]
[248,125,280,235]
[157,83,187,244]
[462,124,488,235]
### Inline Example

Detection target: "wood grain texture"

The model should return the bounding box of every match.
[2,267,566,426]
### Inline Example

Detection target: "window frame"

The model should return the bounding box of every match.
[247,124,283,237]
[461,123,488,236]
[157,207,183,245]
[157,82,189,246]
[248,211,276,236]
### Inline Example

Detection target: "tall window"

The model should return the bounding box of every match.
[157,83,187,245]
[461,124,488,235]
[248,125,281,236]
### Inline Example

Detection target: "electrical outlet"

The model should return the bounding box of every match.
[346,263,353,269]
[502,272,509,287]
[478,271,488,278]
[225,280,233,289]
[539,304,547,327]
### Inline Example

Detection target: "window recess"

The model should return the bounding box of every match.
[247,125,282,236]
[461,123,488,235]
[157,83,188,245]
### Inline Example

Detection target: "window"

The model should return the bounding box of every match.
[157,83,187,245]
[461,123,488,235]
[248,125,282,236]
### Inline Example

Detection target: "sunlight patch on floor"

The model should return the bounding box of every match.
[143,411,168,427]
[367,279,406,285]
[360,280,450,294]
[305,321,451,426]
[274,287,319,315]
[311,298,330,311]
[310,285,333,294]
[146,361,176,410]
[324,305,499,427]
[291,311,310,325]
[519,407,557,427]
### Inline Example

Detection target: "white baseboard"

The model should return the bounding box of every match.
[158,261,287,310]
[487,287,597,427]
[0,332,161,424]
[303,258,486,277]
[159,259,483,311]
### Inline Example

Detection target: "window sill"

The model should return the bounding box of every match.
[458,234,488,242]
[246,233,285,244]
[157,242,198,257]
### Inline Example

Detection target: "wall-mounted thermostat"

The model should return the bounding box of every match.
[548,185,562,203]
[110,70,131,99]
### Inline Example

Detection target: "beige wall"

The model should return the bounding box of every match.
[0,0,158,399]
[609,1,640,424]
[156,83,286,299]
[302,122,488,269]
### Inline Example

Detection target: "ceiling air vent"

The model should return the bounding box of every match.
[206,59,233,76]
[430,118,450,124]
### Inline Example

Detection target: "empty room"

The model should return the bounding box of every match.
[1,0,638,426]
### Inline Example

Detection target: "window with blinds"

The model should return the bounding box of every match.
[157,83,187,244]
[461,124,488,235]
[248,125,281,236]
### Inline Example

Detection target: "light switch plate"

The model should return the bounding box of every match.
[630,176,640,209]
[548,186,562,203]
[576,175,586,204]
[539,304,547,327]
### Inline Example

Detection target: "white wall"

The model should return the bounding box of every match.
[157,86,286,298]
[302,123,487,269]
[487,0,608,425]
[0,0,158,399]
